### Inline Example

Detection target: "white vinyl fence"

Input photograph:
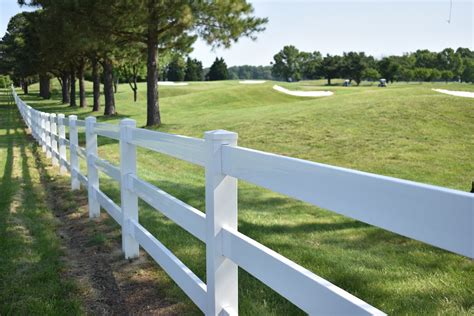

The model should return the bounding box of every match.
[12,87,473,316]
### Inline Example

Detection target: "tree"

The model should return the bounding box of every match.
[429,69,441,82]
[341,52,368,85]
[206,57,228,81]
[441,70,453,83]
[362,68,380,82]
[167,55,186,81]
[92,0,267,126]
[118,48,146,102]
[377,57,400,83]
[0,12,40,94]
[461,59,474,83]
[414,68,431,82]
[319,54,341,85]
[300,51,322,80]
[271,45,301,82]
[184,57,203,81]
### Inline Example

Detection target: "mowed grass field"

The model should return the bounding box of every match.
[13,80,474,315]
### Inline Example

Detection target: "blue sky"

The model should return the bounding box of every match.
[1,0,472,67]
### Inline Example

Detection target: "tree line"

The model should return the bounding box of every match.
[271,45,474,85]
[0,1,267,126]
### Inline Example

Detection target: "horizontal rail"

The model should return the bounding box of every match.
[131,220,207,312]
[94,187,122,225]
[75,120,86,127]
[221,146,474,258]
[91,154,121,182]
[59,157,71,172]
[72,167,88,186]
[221,227,385,315]
[129,127,206,166]
[130,175,206,242]
[72,144,87,159]
[59,138,70,146]
[94,122,120,140]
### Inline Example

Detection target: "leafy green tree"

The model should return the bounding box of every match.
[461,59,474,83]
[299,51,322,80]
[206,57,228,81]
[429,69,441,82]
[167,56,186,81]
[341,52,368,85]
[399,68,414,82]
[271,45,302,82]
[86,0,267,126]
[319,54,341,85]
[0,12,40,94]
[414,68,431,82]
[377,57,400,83]
[440,70,453,83]
[184,57,203,81]
[362,68,380,82]
[118,48,147,102]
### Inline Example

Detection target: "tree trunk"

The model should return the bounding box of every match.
[22,80,28,94]
[146,27,160,126]
[103,58,116,115]
[70,68,77,107]
[39,74,51,99]
[327,77,331,85]
[78,61,87,108]
[61,73,70,104]
[92,58,100,111]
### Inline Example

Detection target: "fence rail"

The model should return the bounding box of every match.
[12,87,473,316]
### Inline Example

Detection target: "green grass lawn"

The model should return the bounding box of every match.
[0,90,82,315]
[13,80,474,315]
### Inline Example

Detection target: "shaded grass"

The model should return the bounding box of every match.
[15,80,474,315]
[0,90,82,315]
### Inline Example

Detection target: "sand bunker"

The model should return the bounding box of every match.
[239,80,266,84]
[273,85,333,97]
[158,81,189,86]
[432,89,474,98]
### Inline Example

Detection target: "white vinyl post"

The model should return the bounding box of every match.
[58,114,67,174]
[119,119,139,259]
[50,114,58,166]
[45,113,52,158]
[85,116,100,218]
[41,113,47,152]
[204,130,239,316]
[69,115,80,190]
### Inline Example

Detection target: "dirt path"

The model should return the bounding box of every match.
[30,140,186,315]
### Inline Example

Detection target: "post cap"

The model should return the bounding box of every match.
[85,116,96,122]
[204,130,238,141]
[69,115,77,119]
[120,118,136,127]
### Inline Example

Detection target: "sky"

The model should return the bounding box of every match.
[1,0,472,67]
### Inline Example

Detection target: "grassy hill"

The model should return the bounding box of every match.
[15,80,474,315]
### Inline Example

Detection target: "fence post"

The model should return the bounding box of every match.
[85,116,100,218]
[119,119,139,259]
[41,113,47,152]
[46,113,52,158]
[58,114,67,174]
[69,115,80,190]
[50,113,59,166]
[204,130,239,316]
